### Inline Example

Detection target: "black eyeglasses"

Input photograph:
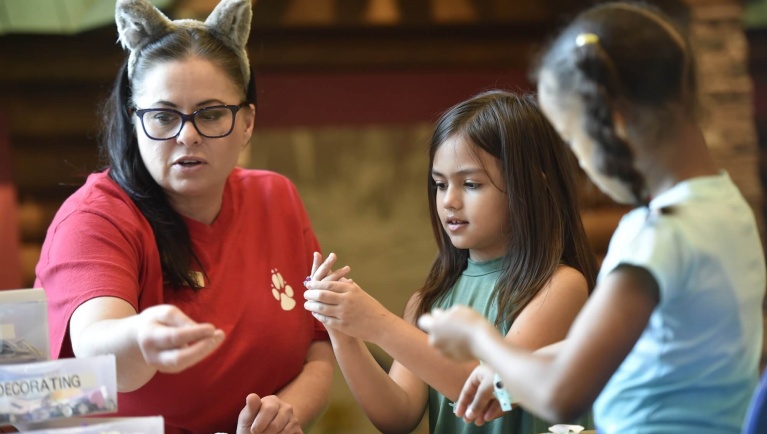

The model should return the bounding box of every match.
[134,103,249,140]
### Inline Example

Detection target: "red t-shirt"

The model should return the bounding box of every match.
[35,168,327,433]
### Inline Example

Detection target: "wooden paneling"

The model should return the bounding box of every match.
[2,0,760,293]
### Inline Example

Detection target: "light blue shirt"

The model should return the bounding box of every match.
[594,173,766,434]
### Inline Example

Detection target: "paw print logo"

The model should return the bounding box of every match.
[271,269,296,311]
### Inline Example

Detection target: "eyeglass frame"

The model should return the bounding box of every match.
[133,102,250,141]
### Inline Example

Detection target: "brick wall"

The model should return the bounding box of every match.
[688,0,767,370]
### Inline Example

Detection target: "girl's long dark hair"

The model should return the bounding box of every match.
[99,28,257,289]
[416,91,598,328]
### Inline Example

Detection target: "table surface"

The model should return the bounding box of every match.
[537,431,597,434]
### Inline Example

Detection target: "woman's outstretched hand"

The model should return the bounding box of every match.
[135,304,225,373]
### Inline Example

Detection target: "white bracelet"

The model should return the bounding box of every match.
[493,372,513,411]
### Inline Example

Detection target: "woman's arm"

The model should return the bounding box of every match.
[69,297,225,392]
[274,340,335,429]
[234,341,334,434]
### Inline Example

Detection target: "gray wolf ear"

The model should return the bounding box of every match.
[115,0,174,53]
[205,0,253,53]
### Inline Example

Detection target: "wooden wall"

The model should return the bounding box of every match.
[0,1,627,289]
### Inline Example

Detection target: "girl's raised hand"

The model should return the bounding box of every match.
[418,306,492,362]
[453,364,507,426]
[135,304,225,373]
[303,279,395,342]
[308,252,350,283]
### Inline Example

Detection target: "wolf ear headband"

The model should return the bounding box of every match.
[115,0,253,83]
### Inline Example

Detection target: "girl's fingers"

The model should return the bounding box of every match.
[313,252,337,280]
[303,289,341,304]
[417,314,433,332]
[308,252,351,284]
[455,373,482,418]
[304,300,336,317]
[483,400,504,421]
[304,280,350,293]
[467,386,494,424]
[322,265,351,282]
[310,252,323,277]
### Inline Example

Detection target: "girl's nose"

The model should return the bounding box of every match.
[442,186,461,210]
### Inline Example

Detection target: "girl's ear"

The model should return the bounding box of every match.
[115,0,174,53]
[205,0,253,55]
[613,111,628,142]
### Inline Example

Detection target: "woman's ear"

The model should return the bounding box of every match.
[242,104,256,148]
[245,104,256,131]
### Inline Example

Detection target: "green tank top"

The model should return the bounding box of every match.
[428,257,593,433]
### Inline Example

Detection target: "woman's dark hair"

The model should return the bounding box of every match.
[532,1,696,206]
[416,90,598,328]
[100,27,257,289]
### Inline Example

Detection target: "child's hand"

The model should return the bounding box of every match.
[307,252,350,282]
[417,305,491,362]
[453,364,509,426]
[303,279,394,342]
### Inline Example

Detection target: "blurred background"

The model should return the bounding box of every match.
[1,0,765,432]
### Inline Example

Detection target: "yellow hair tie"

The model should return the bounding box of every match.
[575,33,599,47]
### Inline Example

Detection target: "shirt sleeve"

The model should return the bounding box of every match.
[36,209,142,357]
[602,215,690,303]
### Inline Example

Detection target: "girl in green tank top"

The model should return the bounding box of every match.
[304,90,598,433]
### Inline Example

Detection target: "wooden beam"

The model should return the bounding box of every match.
[0,23,549,84]
[283,0,336,25]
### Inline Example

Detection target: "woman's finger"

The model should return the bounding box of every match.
[154,330,225,372]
